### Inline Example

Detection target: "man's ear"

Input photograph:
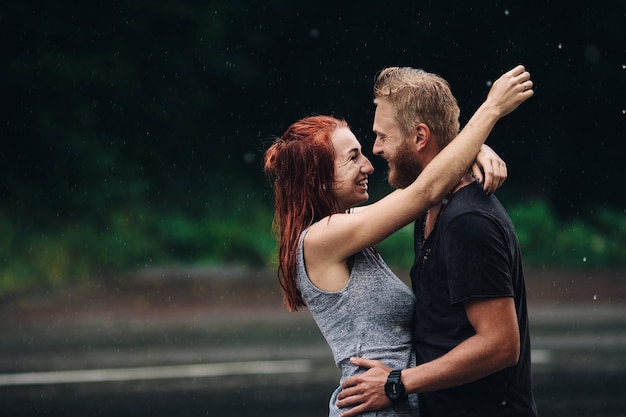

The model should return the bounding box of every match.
[414,123,431,151]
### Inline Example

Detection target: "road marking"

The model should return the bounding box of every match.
[0,350,552,387]
[0,359,312,386]
[531,349,551,364]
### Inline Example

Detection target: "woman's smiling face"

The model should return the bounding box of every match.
[331,127,374,211]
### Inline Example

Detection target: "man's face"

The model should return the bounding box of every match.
[372,101,423,189]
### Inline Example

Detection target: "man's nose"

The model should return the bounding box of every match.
[372,138,382,155]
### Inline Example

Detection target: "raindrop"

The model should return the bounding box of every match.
[584,44,601,64]
[243,152,255,163]
[558,43,563,50]
[582,257,587,262]
[504,9,510,16]
[593,294,598,301]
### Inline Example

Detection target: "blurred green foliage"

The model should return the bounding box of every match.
[509,202,626,267]
[1,199,625,295]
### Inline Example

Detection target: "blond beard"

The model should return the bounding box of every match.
[388,140,423,189]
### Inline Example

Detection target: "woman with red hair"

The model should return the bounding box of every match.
[264,66,533,417]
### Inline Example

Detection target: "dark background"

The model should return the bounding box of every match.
[1,4,625,415]
[1,0,624,265]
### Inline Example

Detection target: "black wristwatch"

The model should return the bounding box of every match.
[384,369,408,403]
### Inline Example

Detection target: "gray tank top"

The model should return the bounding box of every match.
[297,228,419,416]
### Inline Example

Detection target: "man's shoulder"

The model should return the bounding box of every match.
[441,194,510,238]
[446,184,507,218]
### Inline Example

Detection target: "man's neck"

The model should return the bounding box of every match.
[451,174,475,195]
[431,174,474,210]
[424,174,474,239]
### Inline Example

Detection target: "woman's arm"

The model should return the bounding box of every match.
[309,65,533,263]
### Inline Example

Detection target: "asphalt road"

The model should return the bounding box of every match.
[1,267,625,416]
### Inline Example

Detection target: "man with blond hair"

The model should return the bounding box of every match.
[337,65,538,417]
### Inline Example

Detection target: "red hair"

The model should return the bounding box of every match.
[264,116,348,311]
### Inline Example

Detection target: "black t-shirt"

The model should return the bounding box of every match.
[410,182,537,417]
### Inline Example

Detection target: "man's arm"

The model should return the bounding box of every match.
[335,297,519,417]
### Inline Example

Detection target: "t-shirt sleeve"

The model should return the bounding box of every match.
[444,212,514,304]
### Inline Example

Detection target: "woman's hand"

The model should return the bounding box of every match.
[485,65,534,118]
[473,144,507,195]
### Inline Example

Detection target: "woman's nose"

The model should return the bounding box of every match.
[362,158,374,174]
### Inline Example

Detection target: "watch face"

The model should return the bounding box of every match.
[385,381,401,399]
[385,371,407,402]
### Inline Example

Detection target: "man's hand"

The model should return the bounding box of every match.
[473,144,507,195]
[336,357,392,417]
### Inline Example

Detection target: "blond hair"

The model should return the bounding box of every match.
[373,67,460,148]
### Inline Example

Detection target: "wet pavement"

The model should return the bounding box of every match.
[1,267,625,416]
